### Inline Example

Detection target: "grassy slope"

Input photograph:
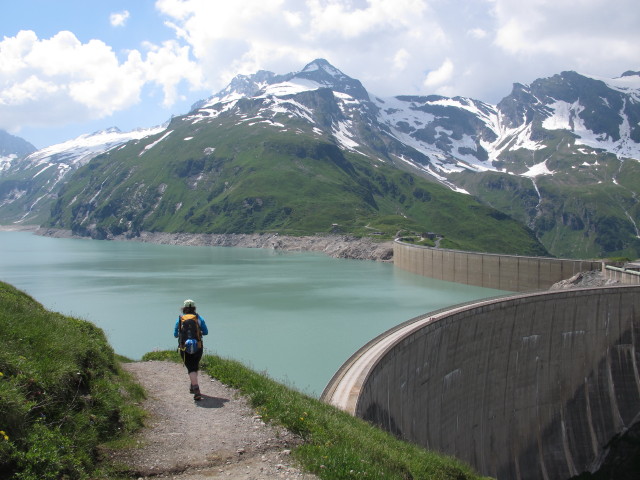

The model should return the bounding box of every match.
[450,140,640,259]
[143,350,489,480]
[49,119,548,256]
[0,282,145,480]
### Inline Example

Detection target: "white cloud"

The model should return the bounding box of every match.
[306,0,429,39]
[0,30,202,131]
[4,0,640,141]
[424,58,454,89]
[468,28,487,40]
[141,40,204,106]
[154,0,449,96]
[393,48,411,71]
[492,0,640,73]
[110,10,130,27]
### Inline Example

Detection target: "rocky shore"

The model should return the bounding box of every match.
[32,227,395,262]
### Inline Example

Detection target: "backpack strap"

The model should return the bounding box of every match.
[195,314,203,348]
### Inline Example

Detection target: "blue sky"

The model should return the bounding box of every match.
[2,0,639,148]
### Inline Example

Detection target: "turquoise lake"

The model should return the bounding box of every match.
[0,231,509,396]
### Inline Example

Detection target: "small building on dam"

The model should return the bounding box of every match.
[323,242,640,479]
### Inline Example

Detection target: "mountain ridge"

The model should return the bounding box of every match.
[1,59,639,258]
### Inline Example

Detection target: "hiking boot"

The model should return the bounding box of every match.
[192,385,202,401]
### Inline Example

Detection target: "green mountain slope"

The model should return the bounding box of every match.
[48,115,548,256]
[451,136,640,259]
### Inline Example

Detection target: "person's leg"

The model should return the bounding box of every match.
[186,350,203,399]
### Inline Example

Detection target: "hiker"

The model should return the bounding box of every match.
[174,299,208,400]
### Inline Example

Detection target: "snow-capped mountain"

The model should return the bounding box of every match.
[0,126,165,224]
[194,58,370,110]
[495,70,640,163]
[23,126,166,170]
[129,62,640,257]
[186,60,640,178]
[2,59,639,258]
[0,130,37,173]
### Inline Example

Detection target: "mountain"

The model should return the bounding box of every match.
[42,60,547,256]
[2,60,639,258]
[447,71,640,258]
[0,126,165,224]
[0,130,37,172]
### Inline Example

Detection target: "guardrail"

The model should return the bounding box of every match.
[604,265,640,284]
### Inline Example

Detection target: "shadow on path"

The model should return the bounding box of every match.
[195,395,229,408]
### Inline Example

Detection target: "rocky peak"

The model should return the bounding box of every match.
[293,58,370,101]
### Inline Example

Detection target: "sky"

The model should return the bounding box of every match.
[1,0,639,149]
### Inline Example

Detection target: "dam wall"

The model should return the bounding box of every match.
[393,241,602,292]
[338,286,640,480]
[604,265,640,285]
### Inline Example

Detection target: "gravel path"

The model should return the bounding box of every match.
[113,360,319,480]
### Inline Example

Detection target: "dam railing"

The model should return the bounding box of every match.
[604,264,640,284]
[393,240,603,292]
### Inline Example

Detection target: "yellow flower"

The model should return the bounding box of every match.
[0,431,8,441]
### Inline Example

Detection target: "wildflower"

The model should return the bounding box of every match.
[0,431,8,441]
[0,372,3,377]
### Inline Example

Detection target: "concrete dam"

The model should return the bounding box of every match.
[323,256,640,478]
[392,240,603,292]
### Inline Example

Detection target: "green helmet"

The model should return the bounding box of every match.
[183,299,196,308]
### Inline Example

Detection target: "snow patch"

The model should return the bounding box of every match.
[522,160,554,178]
[0,154,17,172]
[33,164,54,178]
[261,78,322,97]
[332,120,359,150]
[543,99,640,160]
[139,130,173,156]
[24,126,166,169]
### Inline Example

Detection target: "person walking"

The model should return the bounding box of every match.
[174,299,208,400]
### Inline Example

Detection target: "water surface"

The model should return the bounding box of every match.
[0,231,509,395]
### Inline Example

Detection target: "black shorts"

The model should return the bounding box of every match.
[180,348,203,373]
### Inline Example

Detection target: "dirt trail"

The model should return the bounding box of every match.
[113,360,319,479]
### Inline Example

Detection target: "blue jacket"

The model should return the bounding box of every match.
[174,314,209,338]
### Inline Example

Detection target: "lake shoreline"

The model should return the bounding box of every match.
[1,225,394,262]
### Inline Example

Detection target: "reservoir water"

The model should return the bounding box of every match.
[0,231,510,396]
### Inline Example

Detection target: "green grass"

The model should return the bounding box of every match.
[0,282,146,480]
[143,350,489,480]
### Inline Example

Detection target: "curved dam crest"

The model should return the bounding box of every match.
[324,242,640,479]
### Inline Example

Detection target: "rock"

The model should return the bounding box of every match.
[37,228,394,262]
[549,270,620,290]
